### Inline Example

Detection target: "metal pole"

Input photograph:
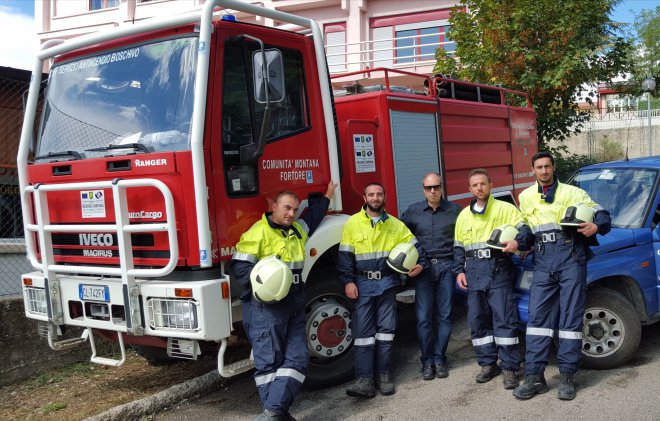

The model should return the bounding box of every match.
[649,92,653,156]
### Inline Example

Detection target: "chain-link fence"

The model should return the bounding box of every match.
[0,70,33,297]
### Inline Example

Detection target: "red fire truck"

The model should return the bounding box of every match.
[18,0,537,388]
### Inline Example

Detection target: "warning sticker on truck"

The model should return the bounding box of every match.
[353,134,375,173]
[81,190,106,219]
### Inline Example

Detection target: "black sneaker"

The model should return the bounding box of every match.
[255,409,282,421]
[421,364,435,380]
[346,377,376,398]
[376,373,396,396]
[557,372,577,400]
[435,363,449,379]
[512,374,549,400]
[502,369,519,389]
[475,364,501,383]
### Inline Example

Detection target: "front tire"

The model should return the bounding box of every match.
[581,288,641,369]
[304,275,355,389]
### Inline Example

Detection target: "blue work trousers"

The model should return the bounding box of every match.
[525,265,586,375]
[467,286,520,371]
[415,260,454,365]
[352,288,397,379]
[242,286,307,415]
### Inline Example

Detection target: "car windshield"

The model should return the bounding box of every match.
[570,168,659,229]
[37,36,198,160]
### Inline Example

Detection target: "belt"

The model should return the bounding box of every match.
[536,231,571,243]
[465,248,501,259]
[429,257,451,265]
[359,270,382,280]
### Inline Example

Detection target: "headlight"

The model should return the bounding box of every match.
[147,298,198,331]
[517,271,533,291]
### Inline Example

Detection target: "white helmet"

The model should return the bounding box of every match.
[250,255,293,303]
[386,242,419,274]
[560,203,595,227]
[487,224,519,250]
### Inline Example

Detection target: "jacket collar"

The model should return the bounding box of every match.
[536,177,559,203]
[424,197,450,212]
[264,212,302,238]
[469,194,494,215]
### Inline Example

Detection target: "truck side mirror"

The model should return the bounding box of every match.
[252,49,285,104]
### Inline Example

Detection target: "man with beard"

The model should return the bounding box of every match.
[513,152,610,401]
[338,182,425,398]
[232,183,336,421]
[454,169,532,389]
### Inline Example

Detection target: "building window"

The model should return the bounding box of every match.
[90,0,119,10]
[325,23,347,73]
[394,24,454,64]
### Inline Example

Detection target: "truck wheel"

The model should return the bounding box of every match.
[304,276,354,389]
[132,345,178,366]
[581,288,641,369]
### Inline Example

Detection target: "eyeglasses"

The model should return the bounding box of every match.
[423,184,442,192]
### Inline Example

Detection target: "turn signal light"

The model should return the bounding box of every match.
[175,288,193,298]
[23,278,33,286]
[221,281,230,299]
[310,248,318,257]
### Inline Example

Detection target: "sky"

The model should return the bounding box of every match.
[0,0,658,71]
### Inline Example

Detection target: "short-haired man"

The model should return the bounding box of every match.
[338,182,425,398]
[232,183,336,421]
[401,172,461,380]
[513,152,611,401]
[454,169,532,389]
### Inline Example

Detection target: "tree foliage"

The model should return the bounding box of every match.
[615,6,660,98]
[433,0,632,151]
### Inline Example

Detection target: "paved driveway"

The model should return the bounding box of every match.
[155,303,660,420]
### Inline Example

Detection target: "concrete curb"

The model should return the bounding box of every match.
[85,369,226,421]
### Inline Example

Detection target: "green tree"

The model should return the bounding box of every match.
[434,0,632,152]
[614,6,659,99]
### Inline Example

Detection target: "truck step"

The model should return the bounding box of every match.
[217,338,255,377]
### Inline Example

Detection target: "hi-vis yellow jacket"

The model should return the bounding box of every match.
[337,206,425,297]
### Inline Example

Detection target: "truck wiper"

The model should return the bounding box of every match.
[34,150,83,161]
[85,143,152,154]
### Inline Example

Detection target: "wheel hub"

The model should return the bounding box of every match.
[306,299,352,358]
[582,307,624,358]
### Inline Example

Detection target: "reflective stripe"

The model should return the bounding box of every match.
[354,337,376,346]
[558,330,582,340]
[339,244,355,253]
[409,238,418,245]
[527,327,554,337]
[472,335,494,346]
[298,220,310,235]
[233,252,257,263]
[355,251,389,261]
[531,223,562,234]
[494,336,520,345]
[276,368,305,383]
[594,204,604,211]
[284,261,304,270]
[515,221,527,230]
[464,242,488,251]
[375,332,394,341]
[254,372,277,386]
[454,239,464,247]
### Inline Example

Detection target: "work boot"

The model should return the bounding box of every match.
[435,363,449,379]
[421,364,435,380]
[346,377,376,398]
[376,373,396,396]
[475,364,501,383]
[512,374,549,399]
[255,409,282,421]
[502,369,519,390]
[557,372,577,400]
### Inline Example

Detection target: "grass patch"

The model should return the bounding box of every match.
[42,402,67,414]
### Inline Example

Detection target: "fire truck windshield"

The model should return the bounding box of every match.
[37,36,198,160]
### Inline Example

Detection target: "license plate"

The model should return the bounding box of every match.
[79,284,110,302]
